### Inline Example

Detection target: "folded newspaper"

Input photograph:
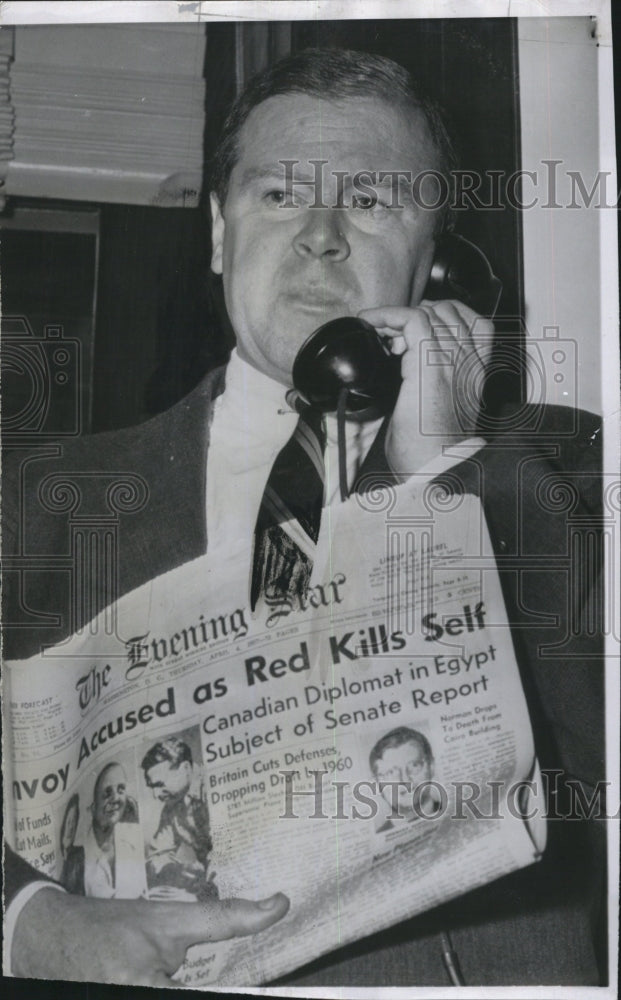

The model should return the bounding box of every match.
[4,482,545,986]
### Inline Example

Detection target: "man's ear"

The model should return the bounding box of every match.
[210,192,225,275]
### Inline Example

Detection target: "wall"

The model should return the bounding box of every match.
[518,17,603,415]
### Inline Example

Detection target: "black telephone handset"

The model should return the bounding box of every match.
[292,233,502,420]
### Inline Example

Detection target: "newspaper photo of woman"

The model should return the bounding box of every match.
[58,793,85,895]
[370,727,443,832]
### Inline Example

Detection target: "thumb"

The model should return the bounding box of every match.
[143,971,180,988]
[179,893,290,948]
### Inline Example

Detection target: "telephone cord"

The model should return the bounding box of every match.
[337,388,350,502]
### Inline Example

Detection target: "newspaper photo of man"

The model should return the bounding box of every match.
[370,727,443,832]
[140,735,218,902]
[81,760,144,899]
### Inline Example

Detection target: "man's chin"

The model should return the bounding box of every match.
[239,308,348,386]
[276,313,349,385]
[279,304,350,346]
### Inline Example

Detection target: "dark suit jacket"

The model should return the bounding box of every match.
[2,368,605,986]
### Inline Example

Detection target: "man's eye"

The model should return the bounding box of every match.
[353,193,378,210]
[378,767,400,782]
[264,189,288,206]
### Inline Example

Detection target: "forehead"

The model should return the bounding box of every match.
[232,92,439,181]
[147,760,174,779]
[97,766,125,792]
[379,741,426,762]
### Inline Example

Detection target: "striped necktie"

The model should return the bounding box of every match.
[251,405,326,612]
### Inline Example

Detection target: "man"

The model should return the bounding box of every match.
[370,727,442,829]
[82,762,142,899]
[57,763,139,899]
[93,760,139,827]
[141,738,217,901]
[3,48,604,986]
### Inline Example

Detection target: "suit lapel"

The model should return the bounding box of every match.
[118,364,226,582]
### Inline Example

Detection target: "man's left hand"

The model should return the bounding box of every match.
[359,300,494,478]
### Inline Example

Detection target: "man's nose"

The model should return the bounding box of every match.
[293,209,350,261]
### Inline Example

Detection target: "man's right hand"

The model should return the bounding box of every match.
[11,885,290,986]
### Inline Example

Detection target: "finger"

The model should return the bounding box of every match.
[358,305,420,332]
[360,303,459,351]
[143,971,180,988]
[358,306,430,357]
[149,887,193,901]
[419,299,495,363]
[417,301,466,341]
[418,301,491,367]
[178,893,290,948]
[143,969,174,989]
[418,297,481,324]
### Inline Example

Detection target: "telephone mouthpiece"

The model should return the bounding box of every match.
[292,316,402,420]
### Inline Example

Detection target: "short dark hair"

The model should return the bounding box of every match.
[369,727,433,774]
[141,737,193,774]
[209,47,457,217]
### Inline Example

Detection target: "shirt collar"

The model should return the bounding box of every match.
[217,349,381,462]
[213,350,298,473]
[219,349,294,416]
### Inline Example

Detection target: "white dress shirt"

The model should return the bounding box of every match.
[82,822,145,900]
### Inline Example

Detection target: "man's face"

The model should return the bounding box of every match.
[93,764,128,831]
[145,759,192,803]
[211,93,440,385]
[374,740,432,813]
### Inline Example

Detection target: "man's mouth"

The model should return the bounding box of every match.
[285,286,347,310]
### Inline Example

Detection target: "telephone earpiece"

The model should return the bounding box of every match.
[292,233,502,418]
[425,233,503,317]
